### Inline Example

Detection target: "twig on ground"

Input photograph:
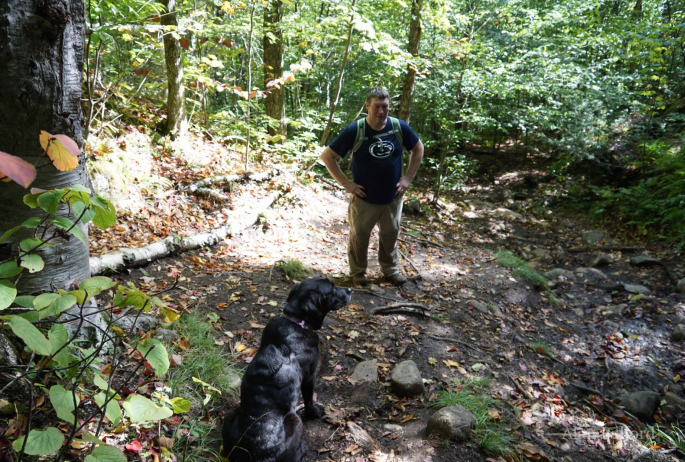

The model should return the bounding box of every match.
[399,237,447,250]
[269,260,285,282]
[507,374,534,401]
[371,303,431,317]
[428,334,484,354]
[345,351,365,362]
[352,288,403,302]
[398,248,422,279]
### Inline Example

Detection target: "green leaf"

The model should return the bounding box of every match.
[122,395,173,422]
[0,280,17,310]
[49,384,79,425]
[36,294,77,320]
[0,261,23,279]
[138,339,169,377]
[79,431,103,444]
[112,286,150,311]
[9,316,51,355]
[20,237,44,253]
[34,293,60,310]
[0,226,21,244]
[91,197,117,230]
[48,323,71,367]
[12,427,64,455]
[93,374,110,390]
[72,201,96,224]
[84,444,127,462]
[21,217,41,228]
[14,295,35,308]
[23,192,41,208]
[170,397,191,414]
[50,217,87,247]
[20,254,44,273]
[79,276,116,298]
[68,289,87,304]
[37,191,63,214]
[94,392,122,426]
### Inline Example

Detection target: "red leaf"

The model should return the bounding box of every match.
[179,38,190,49]
[125,440,142,453]
[0,150,37,188]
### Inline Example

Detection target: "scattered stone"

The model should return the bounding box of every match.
[575,267,608,281]
[112,313,158,334]
[559,219,574,228]
[631,256,661,267]
[530,248,553,264]
[663,392,685,409]
[591,253,614,267]
[582,230,605,245]
[383,424,403,434]
[350,360,378,384]
[666,383,683,395]
[602,304,627,318]
[617,390,660,421]
[492,208,523,220]
[404,198,422,215]
[466,199,494,210]
[544,268,576,281]
[672,325,685,342]
[391,360,425,397]
[624,284,650,295]
[560,443,572,452]
[465,299,488,314]
[426,405,476,441]
[155,328,179,343]
[677,278,685,294]
[602,320,620,330]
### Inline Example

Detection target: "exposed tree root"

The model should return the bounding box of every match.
[370,303,430,317]
[90,192,280,275]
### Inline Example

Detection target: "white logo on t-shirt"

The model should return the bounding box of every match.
[368,136,395,159]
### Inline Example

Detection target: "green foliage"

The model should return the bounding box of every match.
[429,377,517,456]
[643,424,685,452]
[277,258,310,280]
[529,341,553,356]
[0,186,191,461]
[495,250,548,289]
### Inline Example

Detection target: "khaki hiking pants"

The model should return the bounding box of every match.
[347,195,403,278]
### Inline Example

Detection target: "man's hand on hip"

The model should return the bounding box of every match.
[395,176,411,197]
[344,180,366,198]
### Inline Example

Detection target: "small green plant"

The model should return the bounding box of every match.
[643,425,685,452]
[277,258,309,280]
[529,341,553,356]
[432,314,446,323]
[495,250,549,290]
[429,377,517,457]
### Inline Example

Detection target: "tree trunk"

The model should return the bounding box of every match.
[0,0,90,294]
[264,0,286,136]
[319,0,357,146]
[398,0,424,123]
[161,0,186,139]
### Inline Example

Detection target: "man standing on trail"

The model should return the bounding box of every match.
[320,87,424,286]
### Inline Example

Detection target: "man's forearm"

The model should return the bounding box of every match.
[404,140,424,182]
[320,147,349,187]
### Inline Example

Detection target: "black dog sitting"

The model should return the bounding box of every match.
[221,278,351,462]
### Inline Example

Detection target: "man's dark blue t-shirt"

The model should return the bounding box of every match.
[328,118,420,205]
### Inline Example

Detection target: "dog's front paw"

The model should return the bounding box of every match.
[303,403,324,420]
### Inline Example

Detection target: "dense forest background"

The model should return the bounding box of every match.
[83,0,685,248]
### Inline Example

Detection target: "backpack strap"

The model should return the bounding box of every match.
[350,118,367,154]
[389,117,404,150]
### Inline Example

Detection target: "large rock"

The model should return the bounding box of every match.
[677,278,685,294]
[492,208,523,220]
[426,405,476,441]
[591,253,614,267]
[582,231,605,245]
[617,391,660,421]
[631,256,661,267]
[544,268,576,281]
[624,284,650,295]
[672,325,685,342]
[112,313,158,334]
[574,267,607,281]
[390,360,425,397]
[350,360,378,384]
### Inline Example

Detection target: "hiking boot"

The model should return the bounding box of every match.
[385,273,407,286]
[352,274,369,286]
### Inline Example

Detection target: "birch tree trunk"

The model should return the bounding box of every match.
[0,0,90,294]
[264,0,286,136]
[398,0,424,123]
[161,0,187,139]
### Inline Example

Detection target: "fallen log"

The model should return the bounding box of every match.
[370,303,430,317]
[90,192,280,275]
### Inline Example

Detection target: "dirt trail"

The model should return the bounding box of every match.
[110,150,684,462]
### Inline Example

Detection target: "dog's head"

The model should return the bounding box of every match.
[283,278,351,330]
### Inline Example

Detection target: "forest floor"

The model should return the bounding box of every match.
[87,129,685,462]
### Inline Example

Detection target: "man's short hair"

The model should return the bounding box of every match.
[366,87,389,103]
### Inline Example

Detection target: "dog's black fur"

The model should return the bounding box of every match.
[221,278,351,462]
